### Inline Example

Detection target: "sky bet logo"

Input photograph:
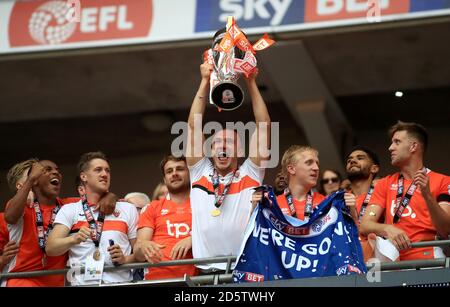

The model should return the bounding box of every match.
[195,0,304,32]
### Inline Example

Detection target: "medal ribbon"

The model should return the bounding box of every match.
[393,168,429,223]
[358,184,374,221]
[81,196,105,248]
[33,198,60,254]
[284,188,313,219]
[212,169,238,210]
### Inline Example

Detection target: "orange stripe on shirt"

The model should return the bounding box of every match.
[192,176,214,192]
[192,175,259,195]
[71,220,128,234]
[228,175,260,194]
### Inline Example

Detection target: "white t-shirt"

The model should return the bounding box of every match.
[189,157,264,270]
[54,200,138,285]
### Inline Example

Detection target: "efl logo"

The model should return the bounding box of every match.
[9,0,152,47]
[195,0,305,32]
[304,0,409,22]
[311,215,331,233]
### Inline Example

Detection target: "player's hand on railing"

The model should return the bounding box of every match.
[170,237,192,260]
[383,225,411,251]
[141,240,165,263]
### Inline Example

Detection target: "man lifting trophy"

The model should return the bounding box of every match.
[204,16,274,111]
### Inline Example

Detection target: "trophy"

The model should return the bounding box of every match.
[204,17,275,111]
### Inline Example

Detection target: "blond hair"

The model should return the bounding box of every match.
[152,182,167,201]
[6,158,39,192]
[281,145,318,180]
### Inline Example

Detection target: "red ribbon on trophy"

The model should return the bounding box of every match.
[203,16,275,111]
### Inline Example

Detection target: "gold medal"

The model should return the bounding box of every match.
[93,248,101,261]
[41,254,47,267]
[211,208,221,217]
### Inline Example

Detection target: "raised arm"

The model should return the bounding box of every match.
[4,162,44,224]
[246,70,271,166]
[186,63,213,166]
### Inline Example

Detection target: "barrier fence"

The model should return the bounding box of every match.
[1,240,449,286]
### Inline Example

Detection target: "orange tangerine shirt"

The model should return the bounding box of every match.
[277,192,326,220]
[138,198,197,280]
[370,171,450,260]
[4,198,77,287]
[0,213,9,253]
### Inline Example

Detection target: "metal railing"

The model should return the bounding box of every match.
[0,256,236,280]
[410,239,450,248]
[1,240,449,286]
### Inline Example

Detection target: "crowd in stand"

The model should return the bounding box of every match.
[0,63,449,287]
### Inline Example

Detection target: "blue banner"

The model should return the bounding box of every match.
[195,0,450,33]
[233,187,366,283]
[410,0,450,12]
[195,0,304,32]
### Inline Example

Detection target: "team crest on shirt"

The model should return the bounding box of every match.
[113,209,120,217]
[390,184,398,191]
[161,209,169,215]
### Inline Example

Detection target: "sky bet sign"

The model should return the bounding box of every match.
[195,0,305,31]
[195,0,450,33]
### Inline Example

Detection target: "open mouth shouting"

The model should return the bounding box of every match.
[218,151,228,161]
[50,178,60,186]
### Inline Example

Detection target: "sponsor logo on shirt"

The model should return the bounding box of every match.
[390,183,398,191]
[161,209,169,215]
[166,220,190,238]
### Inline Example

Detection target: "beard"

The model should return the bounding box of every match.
[346,168,370,182]
[167,180,189,194]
